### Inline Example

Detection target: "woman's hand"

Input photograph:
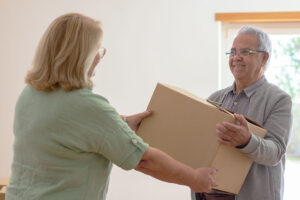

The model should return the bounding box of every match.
[191,168,218,193]
[121,110,152,132]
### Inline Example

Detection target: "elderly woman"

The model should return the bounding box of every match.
[6,13,217,200]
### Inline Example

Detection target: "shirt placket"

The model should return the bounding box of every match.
[231,94,240,113]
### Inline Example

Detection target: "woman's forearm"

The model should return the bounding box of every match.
[135,147,217,193]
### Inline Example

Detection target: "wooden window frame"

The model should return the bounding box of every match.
[215,12,300,23]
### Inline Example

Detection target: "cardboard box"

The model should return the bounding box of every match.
[0,178,8,200]
[137,83,267,194]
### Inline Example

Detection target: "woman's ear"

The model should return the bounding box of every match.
[88,52,101,77]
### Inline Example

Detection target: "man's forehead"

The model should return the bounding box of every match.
[232,34,258,49]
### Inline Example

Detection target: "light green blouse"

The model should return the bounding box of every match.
[6,86,148,200]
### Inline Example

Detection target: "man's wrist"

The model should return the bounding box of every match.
[236,134,252,149]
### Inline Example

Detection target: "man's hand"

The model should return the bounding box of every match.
[122,110,152,132]
[216,113,251,147]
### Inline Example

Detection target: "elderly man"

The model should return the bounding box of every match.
[192,26,293,200]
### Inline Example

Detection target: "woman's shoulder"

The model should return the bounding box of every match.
[76,88,109,103]
[70,88,114,113]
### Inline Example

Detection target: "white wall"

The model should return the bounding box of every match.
[1,0,299,199]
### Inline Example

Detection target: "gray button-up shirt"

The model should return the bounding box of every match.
[221,76,266,115]
[191,76,293,200]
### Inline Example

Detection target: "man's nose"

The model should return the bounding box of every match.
[232,53,242,60]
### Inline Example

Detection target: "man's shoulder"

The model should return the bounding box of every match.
[257,81,291,99]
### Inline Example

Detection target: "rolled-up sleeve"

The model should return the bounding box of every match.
[63,90,149,170]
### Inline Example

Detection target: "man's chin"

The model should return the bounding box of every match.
[233,72,246,80]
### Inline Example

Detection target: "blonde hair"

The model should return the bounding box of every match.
[26,13,103,91]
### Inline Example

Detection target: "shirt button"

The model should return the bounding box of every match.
[132,138,138,144]
[234,102,238,105]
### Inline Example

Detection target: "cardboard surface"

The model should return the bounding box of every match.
[137,83,267,194]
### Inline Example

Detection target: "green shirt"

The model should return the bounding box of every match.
[6,86,148,200]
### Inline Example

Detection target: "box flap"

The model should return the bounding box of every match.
[206,99,264,128]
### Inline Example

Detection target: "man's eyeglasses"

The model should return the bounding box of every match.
[226,49,265,57]
[99,47,106,58]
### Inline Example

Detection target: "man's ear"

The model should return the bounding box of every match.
[262,52,269,67]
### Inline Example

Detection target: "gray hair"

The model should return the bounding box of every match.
[238,26,272,67]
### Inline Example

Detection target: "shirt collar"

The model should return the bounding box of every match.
[227,76,266,97]
[243,76,266,97]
